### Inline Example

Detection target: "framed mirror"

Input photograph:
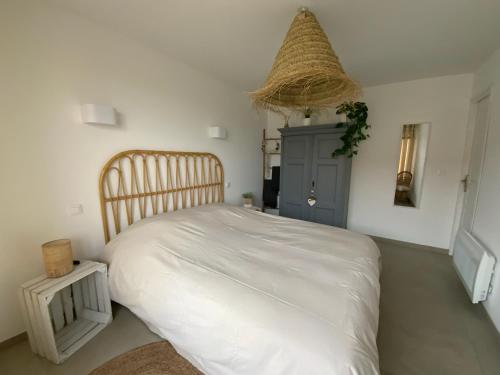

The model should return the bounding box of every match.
[394,123,430,208]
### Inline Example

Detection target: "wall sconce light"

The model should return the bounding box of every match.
[208,126,227,139]
[81,104,117,126]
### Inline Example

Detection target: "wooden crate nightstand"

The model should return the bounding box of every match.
[19,261,112,364]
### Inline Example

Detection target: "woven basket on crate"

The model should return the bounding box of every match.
[251,9,360,112]
[41,239,74,278]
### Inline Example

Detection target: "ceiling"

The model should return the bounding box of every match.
[46,0,500,90]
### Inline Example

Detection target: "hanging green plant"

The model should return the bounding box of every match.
[332,101,370,158]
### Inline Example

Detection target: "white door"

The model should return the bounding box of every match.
[458,95,490,237]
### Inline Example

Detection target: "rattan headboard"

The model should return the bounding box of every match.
[99,150,224,243]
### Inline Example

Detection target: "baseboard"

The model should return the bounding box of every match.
[482,304,500,338]
[0,331,27,351]
[370,235,449,255]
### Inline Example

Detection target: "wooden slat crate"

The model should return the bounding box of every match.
[18,261,112,364]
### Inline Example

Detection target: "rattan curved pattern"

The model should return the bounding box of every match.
[99,150,224,243]
[251,9,360,111]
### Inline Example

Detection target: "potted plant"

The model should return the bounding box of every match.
[332,102,370,158]
[303,107,313,126]
[242,192,253,208]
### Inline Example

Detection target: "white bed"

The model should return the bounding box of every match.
[102,204,381,375]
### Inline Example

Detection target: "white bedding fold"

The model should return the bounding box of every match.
[103,204,381,375]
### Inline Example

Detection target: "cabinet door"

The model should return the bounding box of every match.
[309,134,350,227]
[279,135,312,221]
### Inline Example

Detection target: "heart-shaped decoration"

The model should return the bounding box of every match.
[307,197,317,206]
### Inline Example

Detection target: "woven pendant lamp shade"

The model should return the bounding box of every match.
[251,9,360,111]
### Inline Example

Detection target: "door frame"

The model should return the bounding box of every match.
[449,87,492,254]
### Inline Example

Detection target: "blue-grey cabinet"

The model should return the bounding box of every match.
[279,124,351,228]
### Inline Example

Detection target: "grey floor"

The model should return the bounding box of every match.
[1,240,500,375]
[375,238,500,375]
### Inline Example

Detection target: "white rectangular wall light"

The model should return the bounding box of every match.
[81,104,117,125]
[208,126,227,139]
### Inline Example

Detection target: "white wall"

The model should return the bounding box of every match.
[0,1,264,342]
[464,47,500,331]
[349,75,472,248]
[267,74,473,248]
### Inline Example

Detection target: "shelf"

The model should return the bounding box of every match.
[55,318,107,359]
[20,261,112,364]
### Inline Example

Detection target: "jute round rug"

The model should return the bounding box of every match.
[90,341,202,375]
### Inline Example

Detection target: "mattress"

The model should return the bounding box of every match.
[103,204,381,375]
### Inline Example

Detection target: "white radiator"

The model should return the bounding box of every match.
[453,229,495,303]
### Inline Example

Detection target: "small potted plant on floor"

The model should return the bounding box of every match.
[242,192,253,208]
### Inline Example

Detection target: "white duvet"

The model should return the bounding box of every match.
[103,204,381,375]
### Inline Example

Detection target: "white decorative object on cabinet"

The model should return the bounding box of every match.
[18,261,112,364]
